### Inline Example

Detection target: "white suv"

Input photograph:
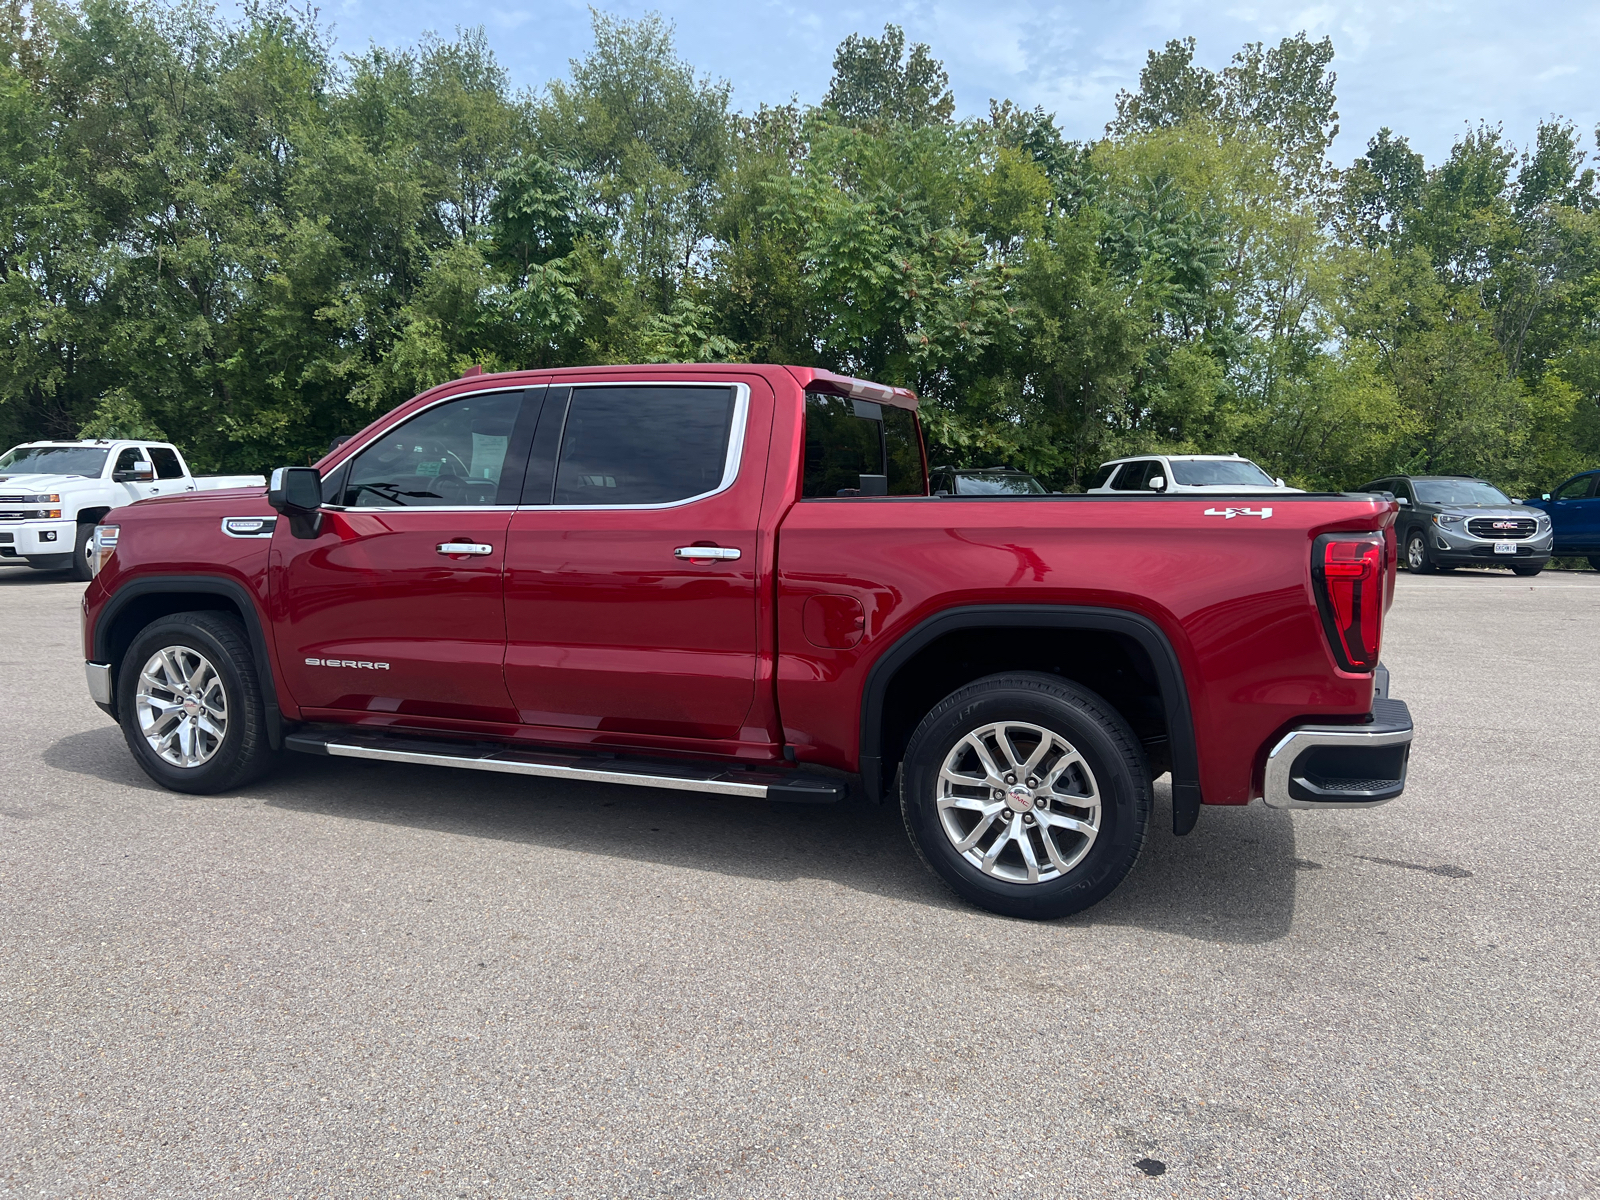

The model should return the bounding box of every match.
[1087,454,1301,495]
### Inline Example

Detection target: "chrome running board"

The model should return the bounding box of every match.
[284,728,845,803]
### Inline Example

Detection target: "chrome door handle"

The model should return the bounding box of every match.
[437,542,494,556]
[674,546,740,561]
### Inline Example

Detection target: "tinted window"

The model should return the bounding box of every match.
[1110,461,1155,491]
[1413,479,1511,506]
[148,447,185,480]
[114,447,147,473]
[884,407,925,495]
[1088,464,1117,489]
[0,446,110,477]
[1169,459,1276,487]
[553,386,736,506]
[804,395,881,497]
[342,392,522,507]
[1555,475,1597,500]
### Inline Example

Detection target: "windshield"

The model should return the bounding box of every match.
[1414,479,1511,506]
[0,445,110,477]
[1168,459,1276,487]
[954,473,1047,495]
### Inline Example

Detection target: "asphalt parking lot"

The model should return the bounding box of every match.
[2,567,1597,1199]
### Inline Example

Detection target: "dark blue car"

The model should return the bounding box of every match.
[1521,471,1600,570]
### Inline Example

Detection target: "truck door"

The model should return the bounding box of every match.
[1550,473,1600,551]
[270,388,534,725]
[501,380,768,745]
[110,446,162,503]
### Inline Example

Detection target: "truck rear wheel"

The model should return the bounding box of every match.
[117,611,276,794]
[899,673,1151,920]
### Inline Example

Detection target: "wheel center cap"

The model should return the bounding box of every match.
[1005,784,1035,813]
[182,698,201,717]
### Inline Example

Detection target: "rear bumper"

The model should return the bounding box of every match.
[1261,675,1413,810]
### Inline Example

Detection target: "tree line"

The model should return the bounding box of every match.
[2,0,1598,495]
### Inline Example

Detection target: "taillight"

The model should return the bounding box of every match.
[1312,533,1384,672]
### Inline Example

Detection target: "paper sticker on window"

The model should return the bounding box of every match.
[415,460,442,476]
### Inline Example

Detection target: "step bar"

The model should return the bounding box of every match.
[284,728,846,804]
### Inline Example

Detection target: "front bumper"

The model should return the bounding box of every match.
[0,519,77,559]
[1430,525,1551,566]
[1261,671,1413,810]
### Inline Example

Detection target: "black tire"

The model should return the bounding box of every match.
[117,611,277,794]
[899,672,1151,920]
[1512,565,1543,577]
[69,522,95,581]
[1404,531,1435,574]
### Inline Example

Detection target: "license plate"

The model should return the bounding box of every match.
[1494,541,1516,555]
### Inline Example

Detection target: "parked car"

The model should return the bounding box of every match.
[930,466,1049,495]
[81,364,1412,920]
[1520,470,1600,571]
[1360,474,1552,576]
[0,440,264,579]
[1087,454,1301,494]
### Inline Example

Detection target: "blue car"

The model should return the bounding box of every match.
[1521,470,1600,570]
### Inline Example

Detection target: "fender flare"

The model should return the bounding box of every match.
[858,604,1203,835]
[93,574,284,750]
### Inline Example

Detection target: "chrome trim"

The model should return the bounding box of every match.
[1261,724,1411,810]
[674,546,740,561]
[317,740,773,798]
[539,381,752,512]
[85,661,113,706]
[221,516,277,539]
[437,542,493,556]
[325,381,752,516]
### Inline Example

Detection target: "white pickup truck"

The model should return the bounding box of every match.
[0,440,265,579]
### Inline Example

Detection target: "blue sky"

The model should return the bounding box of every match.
[285,0,1600,165]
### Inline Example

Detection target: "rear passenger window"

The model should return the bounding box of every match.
[803,394,926,498]
[148,447,185,480]
[342,392,522,507]
[1088,464,1116,489]
[553,386,738,506]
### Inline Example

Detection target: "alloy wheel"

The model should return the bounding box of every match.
[935,720,1101,884]
[135,645,228,768]
[1406,534,1427,571]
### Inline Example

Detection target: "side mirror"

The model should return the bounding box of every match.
[1396,496,1409,506]
[113,461,155,483]
[1275,477,1286,488]
[1542,493,1552,502]
[268,466,324,538]
[1149,475,1167,492]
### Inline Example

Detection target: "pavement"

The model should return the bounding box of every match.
[1,564,1597,1199]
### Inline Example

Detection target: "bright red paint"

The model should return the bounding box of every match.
[83,363,1399,808]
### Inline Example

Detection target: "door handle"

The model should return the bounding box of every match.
[437,542,494,556]
[674,546,740,561]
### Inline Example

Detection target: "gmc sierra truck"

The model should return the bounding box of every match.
[80,365,1413,919]
[0,439,263,579]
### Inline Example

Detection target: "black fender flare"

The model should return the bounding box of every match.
[858,604,1203,835]
[92,574,284,750]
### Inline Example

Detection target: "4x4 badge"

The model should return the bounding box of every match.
[1204,506,1273,520]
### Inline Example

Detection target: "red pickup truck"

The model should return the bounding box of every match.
[81,364,1412,919]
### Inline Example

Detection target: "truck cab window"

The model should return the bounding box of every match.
[114,448,147,474]
[551,386,737,506]
[803,394,925,498]
[148,447,185,480]
[341,392,522,507]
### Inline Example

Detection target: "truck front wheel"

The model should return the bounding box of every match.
[70,523,95,581]
[117,612,277,794]
[899,673,1151,920]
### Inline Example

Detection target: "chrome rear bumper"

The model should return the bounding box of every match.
[1261,672,1413,810]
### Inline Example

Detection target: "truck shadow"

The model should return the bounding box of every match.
[0,567,84,587]
[43,727,1298,943]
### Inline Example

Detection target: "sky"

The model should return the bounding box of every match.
[278,0,1600,165]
